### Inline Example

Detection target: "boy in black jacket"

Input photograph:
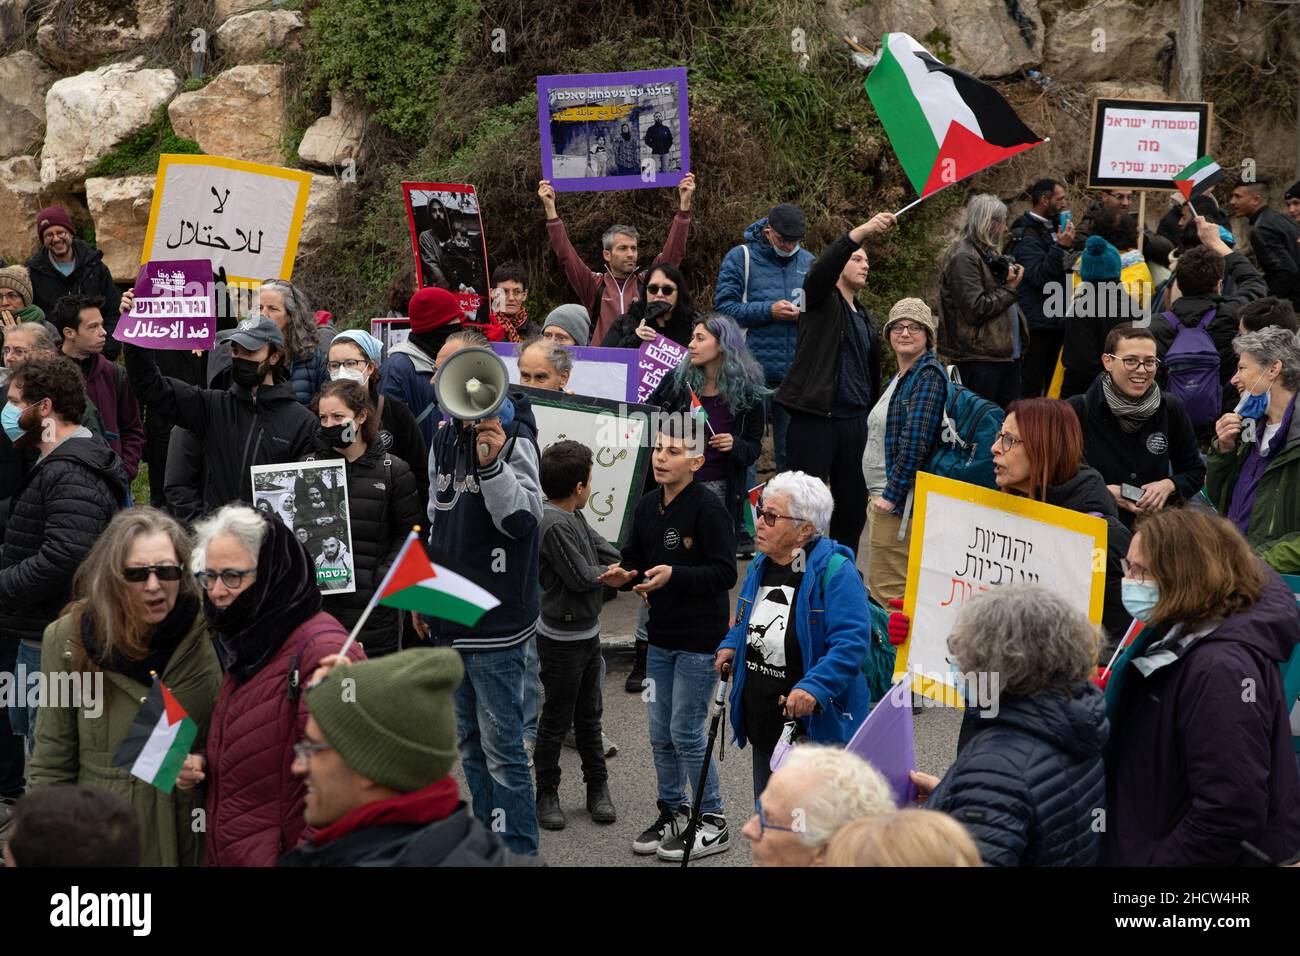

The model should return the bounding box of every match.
[534,440,620,831]
[600,419,737,861]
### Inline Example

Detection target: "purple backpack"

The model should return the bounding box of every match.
[1160,308,1220,427]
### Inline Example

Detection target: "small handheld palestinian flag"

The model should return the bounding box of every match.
[688,387,715,435]
[1172,155,1222,202]
[744,483,766,538]
[113,674,196,794]
[866,33,1044,208]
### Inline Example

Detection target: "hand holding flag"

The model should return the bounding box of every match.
[114,674,198,794]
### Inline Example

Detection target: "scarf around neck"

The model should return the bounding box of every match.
[1101,374,1161,433]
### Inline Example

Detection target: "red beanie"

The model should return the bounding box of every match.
[408,287,462,333]
[36,206,74,240]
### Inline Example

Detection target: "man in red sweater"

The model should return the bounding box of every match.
[538,173,696,345]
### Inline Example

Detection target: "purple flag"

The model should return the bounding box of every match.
[116,259,215,350]
[845,679,918,808]
[635,334,689,403]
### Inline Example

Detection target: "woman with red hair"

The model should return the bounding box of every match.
[990,397,1133,647]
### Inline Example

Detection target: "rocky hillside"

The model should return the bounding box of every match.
[1,0,1295,324]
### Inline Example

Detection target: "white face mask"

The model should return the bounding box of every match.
[330,367,368,386]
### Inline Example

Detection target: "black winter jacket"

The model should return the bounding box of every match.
[776,232,881,417]
[1041,464,1133,648]
[0,435,128,646]
[1008,211,1068,332]
[1058,281,1145,399]
[1247,206,1300,305]
[374,389,429,512]
[124,343,318,511]
[1068,378,1206,529]
[25,239,122,361]
[600,298,695,349]
[278,805,544,867]
[305,441,422,657]
[930,683,1109,866]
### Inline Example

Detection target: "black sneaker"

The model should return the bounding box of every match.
[656,812,730,861]
[631,800,688,855]
[536,787,566,831]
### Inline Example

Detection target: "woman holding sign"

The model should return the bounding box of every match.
[600,264,696,349]
[28,508,222,867]
[990,397,1132,646]
[303,380,422,658]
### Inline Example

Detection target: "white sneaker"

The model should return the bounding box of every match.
[656,813,730,861]
[631,801,688,855]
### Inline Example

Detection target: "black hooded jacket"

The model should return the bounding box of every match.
[25,238,123,360]
[0,434,128,645]
[930,683,1109,866]
[600,298,695,349]
[125,343,318,511]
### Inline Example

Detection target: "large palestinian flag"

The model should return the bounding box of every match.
[113,677,196,794]
[866,33,1044,197]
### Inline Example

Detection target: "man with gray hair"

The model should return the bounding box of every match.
[742,745,894,867]
[537,173,697,344]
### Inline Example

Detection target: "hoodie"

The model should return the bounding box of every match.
[0,433,128,645]
[929,683,1109,866]
[712,218,815,380]
[1102,570,1300,865]
[1042,464,1133,647]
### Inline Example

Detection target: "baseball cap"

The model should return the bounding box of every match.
[228,314,284,350]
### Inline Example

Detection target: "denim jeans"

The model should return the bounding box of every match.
[452,642,540,855]
[0,639,26,797]
[634,598,649,644]
[523,636,540,744]
[535,635,606,790]
[645,644,724,815]
[8,642,41,755]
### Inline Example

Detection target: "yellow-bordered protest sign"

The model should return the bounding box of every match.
[141,154,313,287]
[896,472,1109,706]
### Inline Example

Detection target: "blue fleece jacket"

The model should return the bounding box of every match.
[713,218,815,382]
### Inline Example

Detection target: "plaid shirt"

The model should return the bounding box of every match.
[882,351,947,506]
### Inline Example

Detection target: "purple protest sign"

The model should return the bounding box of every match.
[844,679,918,808]
[537,68,689,193]
[116,259,215,350]
[635,334,688,403]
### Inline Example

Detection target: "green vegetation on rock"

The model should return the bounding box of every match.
[88,105,203,177]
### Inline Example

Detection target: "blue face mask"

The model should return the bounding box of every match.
[773,242,801,259]
[1234,369,1271,422]
[1121,578,1160,623]
[2,402,25,442]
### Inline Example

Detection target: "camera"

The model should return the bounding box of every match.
[986,254,1017,284]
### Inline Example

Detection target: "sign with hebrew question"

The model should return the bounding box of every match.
[1087,98,1212,192]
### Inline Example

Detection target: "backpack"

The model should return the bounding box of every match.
[1159,308,1221,428]
[819,553,896,705]
[906,364,1004,490]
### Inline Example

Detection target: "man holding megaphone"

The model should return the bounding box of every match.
[409,328,544,857]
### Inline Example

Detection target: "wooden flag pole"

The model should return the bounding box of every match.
[1137,189,1147,253]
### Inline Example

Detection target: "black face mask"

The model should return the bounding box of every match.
[231,357,266,389]
[622,130,631,140]
[318,422,355,447]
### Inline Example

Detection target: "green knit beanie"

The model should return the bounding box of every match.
[306,648,464,793]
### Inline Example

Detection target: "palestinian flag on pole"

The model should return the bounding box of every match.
[1173,155,1222,201]
[113,676,196,794]
[744,483,766,538]
[866,33,1044,198]
[375,531,500,627]
[688,387,708,426]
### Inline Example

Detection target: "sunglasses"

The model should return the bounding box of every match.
[122,564,184,583]
[195,568,257,590]
[646,283,676,295]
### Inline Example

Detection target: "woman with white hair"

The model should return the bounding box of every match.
[1206,326,1300,572]
[715,471,876,798]
[741,745,894,867]
[909,585,1108,867]
[189,505,363,866]
[937,193,1029,408]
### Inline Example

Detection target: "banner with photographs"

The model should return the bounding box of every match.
[537,67,689,192]
[402,182,491,320]
[251,459,356,595]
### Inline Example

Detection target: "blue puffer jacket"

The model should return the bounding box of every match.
[712,218,815,382]
[718,535,872,747]
[380,341,438,446]
[928,684,1109,867]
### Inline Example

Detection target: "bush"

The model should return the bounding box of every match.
[88,106,203,178]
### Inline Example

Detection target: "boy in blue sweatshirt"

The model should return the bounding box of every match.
[600,419,736,860]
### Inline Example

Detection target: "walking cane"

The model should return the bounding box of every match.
[681,663,730,868]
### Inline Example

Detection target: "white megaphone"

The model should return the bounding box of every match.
[434,346,513,459]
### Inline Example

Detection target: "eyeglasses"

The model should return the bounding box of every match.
[2,346,32,359]
[325,358,367,373]
[292,739,334,763]
[752,798,797,839]
[194,568,257,590]
[754,508,803,528]
[1105,191,1134,203]
[1107,354,1161,372]
[992,431,1024,451]
[646,283,676,295]
[496,288,526,299]
[0,291,23,303]
[890,322,925,335]
[1120,558,1152,581]
[123,564,184,584]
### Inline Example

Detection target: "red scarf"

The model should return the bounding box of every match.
[493,307,530,343]
[310,776,461,847]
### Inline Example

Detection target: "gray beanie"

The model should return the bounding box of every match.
[542,304,591,346]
